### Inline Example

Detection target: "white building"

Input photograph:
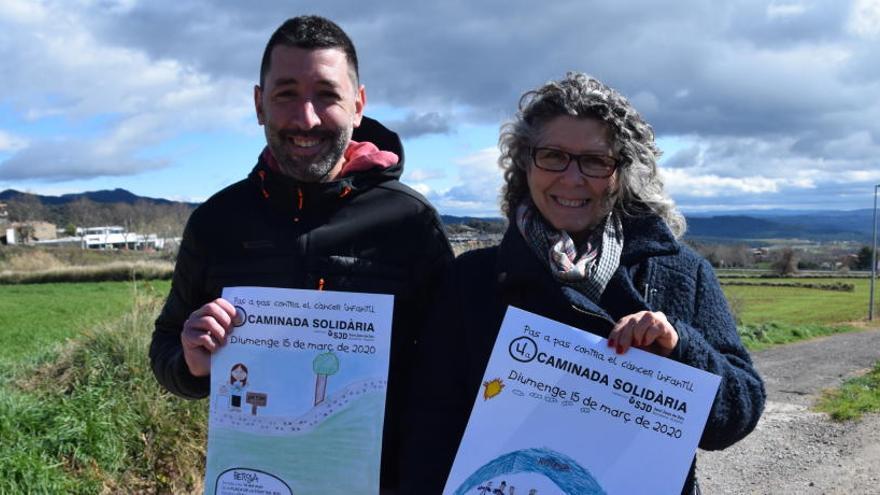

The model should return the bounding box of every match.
[75,226,165,250]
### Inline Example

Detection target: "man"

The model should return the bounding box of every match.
[149,16,452,492]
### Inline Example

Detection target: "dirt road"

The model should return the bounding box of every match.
[698,327,880,494]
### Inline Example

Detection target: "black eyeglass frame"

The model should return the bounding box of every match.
[530,147,619,179]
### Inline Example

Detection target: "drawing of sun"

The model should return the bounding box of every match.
[482,378,504,400]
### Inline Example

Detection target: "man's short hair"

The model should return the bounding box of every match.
[259,15,359,87]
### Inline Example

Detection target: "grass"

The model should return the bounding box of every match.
[0,280,170,362]
[722,277,872,326]
[0,261,174,284]
[0,259,873,489]
[0,245,174,268]
[737,322,857,351]
[0,246,176,284]
[0,283,206,494]
[722,277,871,350]
[720,274,880,422]
[815,362,880,421]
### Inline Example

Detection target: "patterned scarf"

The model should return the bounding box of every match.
[516,201,624,305]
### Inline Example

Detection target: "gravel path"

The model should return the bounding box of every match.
[698,327,880,494]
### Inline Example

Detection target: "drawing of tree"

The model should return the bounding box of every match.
[312,352,340,406]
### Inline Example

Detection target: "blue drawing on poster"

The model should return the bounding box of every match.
[454,447,606,495]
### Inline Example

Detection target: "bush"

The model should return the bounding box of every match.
[772,247,799,276]
[816,361,880,421]
[2,293,206,493]
[737,322,855,350]
[1,250,66,272]
[0,261,173,284]
[720,281,855,292]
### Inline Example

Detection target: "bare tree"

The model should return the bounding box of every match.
[773,247,799,276]
[6,194,48,222]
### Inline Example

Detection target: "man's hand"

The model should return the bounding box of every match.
[607,310,679,357]
[181,298,237,377]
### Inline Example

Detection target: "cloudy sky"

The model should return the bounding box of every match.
[1,0,879,216]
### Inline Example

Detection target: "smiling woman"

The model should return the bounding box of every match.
[402,73,766,495]
[525,116,616,244]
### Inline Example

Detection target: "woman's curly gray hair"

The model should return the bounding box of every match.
[498,72,686,238]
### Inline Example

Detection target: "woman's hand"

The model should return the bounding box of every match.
[608,311,679,357]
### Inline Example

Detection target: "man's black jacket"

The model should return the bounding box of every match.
[150,116,452,490]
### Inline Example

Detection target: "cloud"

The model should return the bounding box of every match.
[408,182,432,197]
[848,0,880,39]
[405,168,446,182]
[0,0,878,211]
[0,139,167,181]
[429,147,504,215]
[386,112,452,138]
[662,145,702,169]
[0,130,28,152]
[767,2,808,19]
[0,0,252,180]
[663,168,813,197]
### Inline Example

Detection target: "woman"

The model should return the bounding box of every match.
[401,73,765,494]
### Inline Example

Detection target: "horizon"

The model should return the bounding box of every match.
[1,186,877,219]
[2,1,880,216]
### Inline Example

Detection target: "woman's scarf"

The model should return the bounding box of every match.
[516,200,624,306]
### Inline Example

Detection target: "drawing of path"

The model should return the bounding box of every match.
[206,378,387,493]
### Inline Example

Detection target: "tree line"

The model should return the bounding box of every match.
[4,196,194,240]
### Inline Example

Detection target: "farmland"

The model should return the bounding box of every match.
[0,280,206,494]
[0,280,169,362]
[0,262,876,492]
[721,276,871,326]
[718,273,872,350]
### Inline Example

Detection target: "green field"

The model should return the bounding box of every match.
[0,280,205,494]
[718,276,873,350]
[0,280,171,363]
[721,277,872,326]
[0,273,876,490]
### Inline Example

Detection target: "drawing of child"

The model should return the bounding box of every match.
[230,363,248,411]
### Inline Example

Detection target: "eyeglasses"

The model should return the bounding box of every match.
[531,147,618,178]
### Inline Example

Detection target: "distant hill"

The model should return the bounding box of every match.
[445,210,874,243]
[1,188,874,243]
[685,210,874,242]
[440,214,505,224]
[1,188,195,238]
[0,188,196,207]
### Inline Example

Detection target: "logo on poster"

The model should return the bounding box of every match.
[233,306,247,327]
[509,336,538,362]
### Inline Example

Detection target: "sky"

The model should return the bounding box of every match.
[1,0,880,217]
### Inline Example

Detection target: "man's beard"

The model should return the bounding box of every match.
[266,126,351,182]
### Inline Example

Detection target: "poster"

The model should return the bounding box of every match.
[204,286,394,495]
[444,306,721,495]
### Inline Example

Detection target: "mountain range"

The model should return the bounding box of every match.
[2,188,876,243]
[0,188,196,207]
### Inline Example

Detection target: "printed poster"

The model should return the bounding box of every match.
[444,306,721,495]
[204,286,394,495]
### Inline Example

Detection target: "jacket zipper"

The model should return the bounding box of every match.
[642,284,659,307]
[641,259,657,306]
[293,186,303,223]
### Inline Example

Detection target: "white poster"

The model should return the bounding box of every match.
[444,306,721,495]
[204,286,394,495]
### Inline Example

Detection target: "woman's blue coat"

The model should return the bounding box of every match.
[401,213,765,494]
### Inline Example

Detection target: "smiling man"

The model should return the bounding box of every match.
[149,16,452,493]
